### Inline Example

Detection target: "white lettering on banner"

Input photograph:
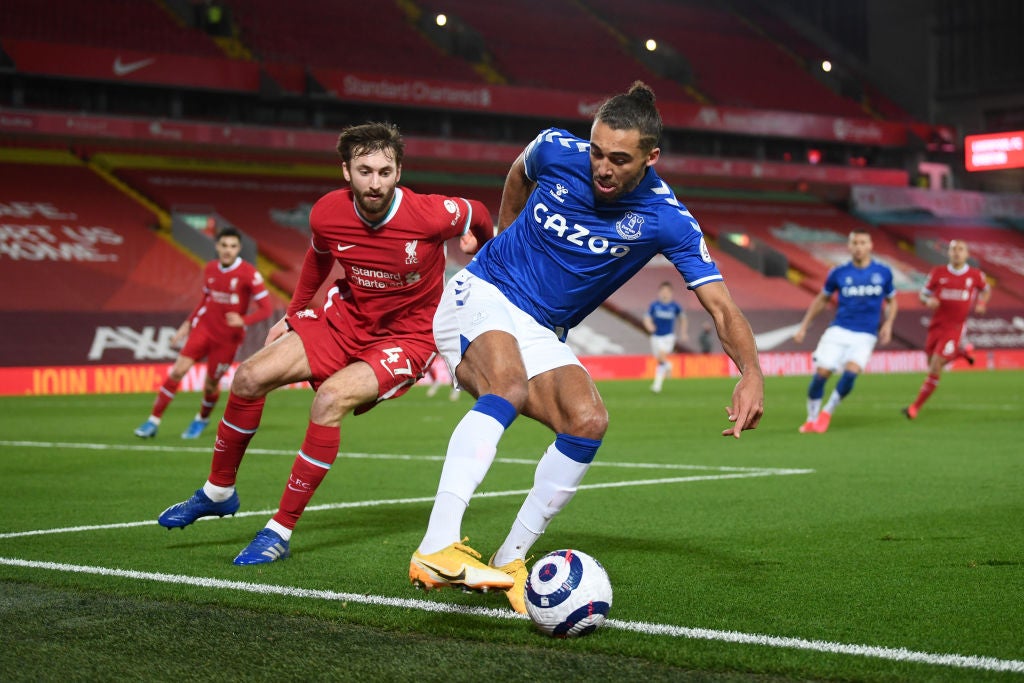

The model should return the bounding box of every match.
[88,326,180,361]
[0,223,123,261]
[341,75,492,109]
[0,201,77,220]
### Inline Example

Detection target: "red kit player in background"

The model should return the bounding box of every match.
[134,226,273,440]
[156,122,495,566]
[903,239,990,419]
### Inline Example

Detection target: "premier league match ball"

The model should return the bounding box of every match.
[524,549,613,638]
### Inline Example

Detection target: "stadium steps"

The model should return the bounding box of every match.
[85,156,172,231]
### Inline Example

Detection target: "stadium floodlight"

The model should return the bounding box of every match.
[821,60,832,72]
[435,13,447,27]
[645,39,657,51]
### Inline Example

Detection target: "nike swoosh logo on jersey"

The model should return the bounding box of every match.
[337,244,356,252]
[416,560,467,582]
[113,56,155,76]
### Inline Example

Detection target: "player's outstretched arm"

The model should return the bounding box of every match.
[693,282,764,438]
[793,291,829,344]
[171,319,191,348]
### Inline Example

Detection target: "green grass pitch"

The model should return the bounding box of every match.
[1,370,1021,681]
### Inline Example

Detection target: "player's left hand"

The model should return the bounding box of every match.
[225,312,245,327]
[721,372,764,438]
[264,316,289,346]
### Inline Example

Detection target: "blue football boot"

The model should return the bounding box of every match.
[233,528,291,565]
[157,489,239,529]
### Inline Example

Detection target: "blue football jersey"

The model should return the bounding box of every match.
[648,300,683,336]
[467,128,722,338]
[823,259,895,334]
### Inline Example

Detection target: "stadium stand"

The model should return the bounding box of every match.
[0,150,200,313]
[583,0,866,117]
[877,222,1024,306]
[429,0,696,101]
[0,0,222,56]
[690,196,937,309]
[221,0,484,81]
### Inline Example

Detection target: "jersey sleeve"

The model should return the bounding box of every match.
[883,266,896,298]
[242,270,274,326]
[657,212,723,289]
[921,267,940,298]
[522,128,570,183]
[288,197,336,315]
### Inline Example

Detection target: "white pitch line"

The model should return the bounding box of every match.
[0,440,812,475]
[0,556,1020,675]
[0,469,812,540]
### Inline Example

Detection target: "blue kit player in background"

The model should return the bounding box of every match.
[643,281,688,392]
[793,229,897,433]
[409,81,764,613]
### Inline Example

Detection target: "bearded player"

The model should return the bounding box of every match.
[903,239,990,419]
[156,122,496,566]
[134,227,273,440]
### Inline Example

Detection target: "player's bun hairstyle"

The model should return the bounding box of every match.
[595,81,662,153]
[215,226,242,242]
[336,122,405,168]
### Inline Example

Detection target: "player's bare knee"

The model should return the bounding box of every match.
[230,362,263,399]
[308,386,351,426]
[566,406,608,440]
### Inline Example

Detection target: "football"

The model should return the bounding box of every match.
[524,549,613,637]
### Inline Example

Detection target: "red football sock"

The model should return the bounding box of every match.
[272,422,341,531]
[151,378,181,418]
[199,390,220,420]
[208,393,266,487]
[912,373,940,410]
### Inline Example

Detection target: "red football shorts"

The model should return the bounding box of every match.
[287,309,436,414]
[180,325,241,381]
[925,324,965,360]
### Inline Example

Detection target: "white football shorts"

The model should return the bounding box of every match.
[650,333,676,357]
[812,325,877,372]
[433,268,584,389]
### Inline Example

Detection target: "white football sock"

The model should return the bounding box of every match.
[492,442,590,566]
[418,410,505,554]
[202,481,235,503]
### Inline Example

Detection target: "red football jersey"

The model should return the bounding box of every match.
[190,257,271,343]
[922,263,988,331]
[290,187,490,347]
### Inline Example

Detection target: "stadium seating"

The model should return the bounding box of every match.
[0,0,222,57]
[584,0,867,117]
[0,152,202,314]
[878,222,1024,306]
[221,0,484,82]
[111,165,334,270]
[432,0,696,101]
[689,197,936,314]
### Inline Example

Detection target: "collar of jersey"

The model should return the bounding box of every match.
[354,187,403,230]
[217,256,243,273]
[947,263,970,276]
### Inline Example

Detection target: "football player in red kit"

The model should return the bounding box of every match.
[134,227,273,440]
[156,122,495,565]
[903,239,990,419]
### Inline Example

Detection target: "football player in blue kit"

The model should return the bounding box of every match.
[644,281,688,393]
[792,229,897,433]
[409,82,764,612]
